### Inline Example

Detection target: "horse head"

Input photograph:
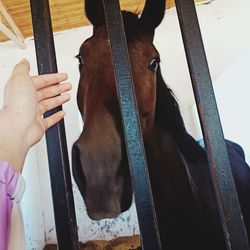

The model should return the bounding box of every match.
[72,0,166,220]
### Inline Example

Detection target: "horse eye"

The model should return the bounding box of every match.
[148,58,159,72]
[76,54,84,67]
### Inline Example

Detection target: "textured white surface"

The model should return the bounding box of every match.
[213,44,250,164]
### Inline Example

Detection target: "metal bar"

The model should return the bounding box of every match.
[102,0,162,249]
[29,1,80,249]
[174,0,249,249]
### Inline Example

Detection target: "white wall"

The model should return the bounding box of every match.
[190,43,250,165]
[214,44,250,164]
[0,0,250,248]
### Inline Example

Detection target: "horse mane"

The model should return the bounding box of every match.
[155,67,207,162]
[120,11,206,163]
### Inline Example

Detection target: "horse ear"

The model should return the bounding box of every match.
[140,0,166,31]
[85,0,105,27]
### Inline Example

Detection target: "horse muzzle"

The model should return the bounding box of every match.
[72,141,133,220]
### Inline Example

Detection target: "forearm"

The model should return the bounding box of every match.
[0,60,70,172]
[0,109,28,172]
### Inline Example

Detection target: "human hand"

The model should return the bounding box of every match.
[0,59,72,172]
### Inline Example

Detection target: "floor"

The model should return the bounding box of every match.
[43,235,141,250]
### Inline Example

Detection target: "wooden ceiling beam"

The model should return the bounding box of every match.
[0,21,26,48]
[0,1,26,48]
[0,0,207,45]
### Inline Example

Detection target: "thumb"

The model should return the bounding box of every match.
[12,59,30,75]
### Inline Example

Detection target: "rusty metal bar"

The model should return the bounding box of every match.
[102,0,162,249]
[30,1,80,249]
[175,0,249,249]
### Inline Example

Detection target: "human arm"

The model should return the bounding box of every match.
[0,59,72,172]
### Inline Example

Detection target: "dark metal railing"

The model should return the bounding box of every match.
[30,1,80,249]
[174,0,249,249]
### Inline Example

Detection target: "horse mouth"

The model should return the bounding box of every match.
[89,213,119,221]
[85,200,122,220]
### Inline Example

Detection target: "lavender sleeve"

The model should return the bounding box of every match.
[0,160,21,250]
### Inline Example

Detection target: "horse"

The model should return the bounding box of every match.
[72,0,250,249]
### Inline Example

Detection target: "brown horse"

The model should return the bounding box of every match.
[72,0,250,249]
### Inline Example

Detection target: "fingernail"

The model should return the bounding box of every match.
[61,82,72,89]
[59,73,68,80]
[61,93,71,100]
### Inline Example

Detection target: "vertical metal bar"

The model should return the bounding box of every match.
[30,1,80,249]
[175,0,249,249]
[102,0,162,249]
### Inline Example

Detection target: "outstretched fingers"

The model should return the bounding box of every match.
[37,82,72,101]
[32,73,68,90]
[35,72,71,131]
[39,93,71,115]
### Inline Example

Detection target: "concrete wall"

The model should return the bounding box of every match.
[0,0,250,248]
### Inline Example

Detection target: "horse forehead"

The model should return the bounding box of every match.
[128,40,158,58]
[82,26,156,56]
[80,27,109,53]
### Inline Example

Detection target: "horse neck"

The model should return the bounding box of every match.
[144,128,196,201]
[154,68,207,163]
